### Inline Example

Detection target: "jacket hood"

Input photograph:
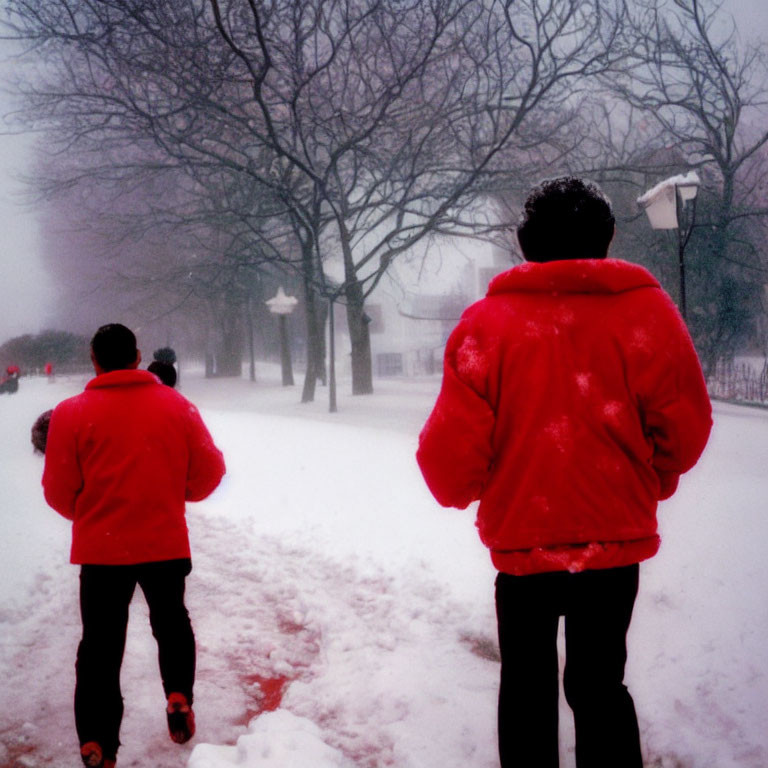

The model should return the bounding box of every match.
[488,258,660,297]
[86,369,159,390]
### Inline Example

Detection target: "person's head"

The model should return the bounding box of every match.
[31,409,53,454]
[516,176,615,263]
[148,360,177,388]
[90,323,141,374]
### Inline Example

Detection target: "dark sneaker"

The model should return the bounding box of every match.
[167,692,196,744]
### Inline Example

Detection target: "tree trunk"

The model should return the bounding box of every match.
[345,281,373,395]
[278,315,294,385]
[205,297,244,378]
[217,304,244,377]
[316,299,328,386]
[300,245,323,402]
[246,295,256,382]
[335,210,373,396]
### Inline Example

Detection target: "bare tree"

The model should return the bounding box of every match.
[207,0,629,393]
[4,0,629,398]
[606,0,768,371]
[4,0,332,394]
[28,141,296,372]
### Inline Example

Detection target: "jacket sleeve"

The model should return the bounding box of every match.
[185,405,226,501]
[42,404,82,520]
[416,315,496,509]
[639,293,712,499]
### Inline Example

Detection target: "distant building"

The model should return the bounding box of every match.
[331,238,513,378]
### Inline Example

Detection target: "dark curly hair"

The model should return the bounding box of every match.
[517,177,615,263]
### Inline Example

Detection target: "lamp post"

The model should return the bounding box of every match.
[328,293,337,413]
[638,172,700,321]
[322,276,343,414]
[266,287,298,385]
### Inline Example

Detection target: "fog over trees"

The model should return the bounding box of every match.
[2,0,767,400]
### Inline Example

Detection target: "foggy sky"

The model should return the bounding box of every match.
[722,0,768,42]
[0,43,52,343]
[0,1,766,346]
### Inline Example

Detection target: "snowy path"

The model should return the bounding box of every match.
[1,372,768,768]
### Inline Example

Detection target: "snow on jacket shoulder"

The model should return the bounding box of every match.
[416,258,712,575]
[43,369,226,565]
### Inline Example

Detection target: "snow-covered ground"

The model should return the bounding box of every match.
[1,367,767,768]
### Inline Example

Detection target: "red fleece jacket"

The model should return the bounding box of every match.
[43,369,226,565]
[416,259,712,575]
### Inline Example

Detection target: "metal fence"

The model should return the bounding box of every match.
[708,359,768,406]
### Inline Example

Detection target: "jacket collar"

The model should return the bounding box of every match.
[487,258,660,296]
[86,369,159,390]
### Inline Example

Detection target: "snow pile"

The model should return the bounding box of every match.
[188,710,353,768]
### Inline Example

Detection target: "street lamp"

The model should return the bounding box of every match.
[637,171,700,321]
[320,274,344,414]
[266,286,298,385]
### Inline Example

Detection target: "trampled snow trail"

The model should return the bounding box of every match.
[188,512,498,768]
[0,375,499,768]
[0,482,498,768]
[2,373,768,768]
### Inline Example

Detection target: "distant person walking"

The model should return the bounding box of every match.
[0,364,20,394]
[148,359,178,388]
[416,177,712,767]
[42,324,225,768]
[149,347,179,388]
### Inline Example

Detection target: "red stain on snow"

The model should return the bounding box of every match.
[0,738,36,768]
[251,673,290,712]
[277,616,305,635]
[236,616,317,726]
[238,673,291,725]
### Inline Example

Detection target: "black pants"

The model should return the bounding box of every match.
[495,564,642,768]
[75,559,195,759]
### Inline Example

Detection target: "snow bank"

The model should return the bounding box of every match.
[188,711,353,768]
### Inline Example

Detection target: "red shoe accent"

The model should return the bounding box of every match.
[80,742,103,767]
[167,692,196,744]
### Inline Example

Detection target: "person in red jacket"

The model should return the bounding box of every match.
[416,177,712,768]
[43,324,226,768]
